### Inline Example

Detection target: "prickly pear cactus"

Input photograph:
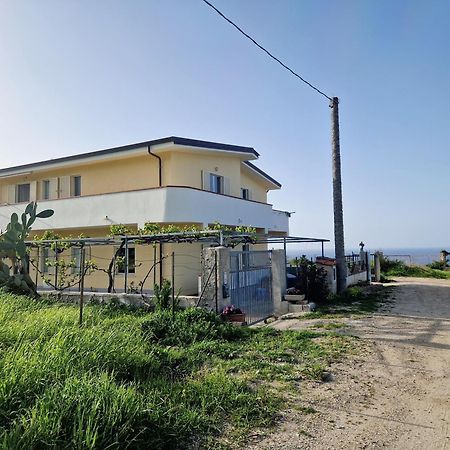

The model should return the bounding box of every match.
[0,202,54,297]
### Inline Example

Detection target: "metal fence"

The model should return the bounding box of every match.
[345,253,366,274]
[229,250,272,324]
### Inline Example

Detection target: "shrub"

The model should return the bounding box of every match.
[427,260,448,270]
[379,256,405,273]
[291,256,329,303]
[142,308,246,346]
[153,279,179,311]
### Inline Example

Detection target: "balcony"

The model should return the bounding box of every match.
[0,186,289,234]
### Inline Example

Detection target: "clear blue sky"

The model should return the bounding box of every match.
[1,0,449,252]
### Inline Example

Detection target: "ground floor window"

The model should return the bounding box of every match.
[116,247,136,274]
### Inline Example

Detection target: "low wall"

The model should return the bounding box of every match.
[323,270,368,294]
[346,271,368,287]
[40,291,199,309]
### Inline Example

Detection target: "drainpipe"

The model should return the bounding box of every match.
[147,145,162,187]
[148,145,163,285]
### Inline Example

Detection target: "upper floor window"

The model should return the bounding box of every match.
[71,176,81,197]
[241,188,250,200]
[42,180,50,200]
[210,174,223,194]
[202,170,230,195]
[16,183,30,203]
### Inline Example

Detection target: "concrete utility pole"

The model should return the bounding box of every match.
[330,97,346,294]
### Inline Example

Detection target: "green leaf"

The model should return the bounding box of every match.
[16,241,27,258]
[4,230,18,242]
[35,209,54,219]
[25,202,34,215]
[1,264,10,276]
[0,242,15,250]
[21,213,27,228]
[26,217,36,229]
[10,213,18,224]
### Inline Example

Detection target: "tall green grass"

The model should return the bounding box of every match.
[0,292,355,449]
[380,258,450,279]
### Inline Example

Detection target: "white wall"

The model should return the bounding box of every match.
[0,186,289,234]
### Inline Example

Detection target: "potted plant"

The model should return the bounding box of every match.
[221,305,246,323]
[284,286,306,303]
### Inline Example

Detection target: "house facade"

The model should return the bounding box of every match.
[0,137,289,294]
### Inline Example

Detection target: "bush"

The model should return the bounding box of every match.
[153,279,178,311]
[291,256,329,303]
[379,256,405,273]
[141,308,247,346]
[427,260,448,270]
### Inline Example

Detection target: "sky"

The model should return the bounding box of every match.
[1,0,449,253]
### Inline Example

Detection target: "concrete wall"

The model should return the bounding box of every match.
[0,187,289,234]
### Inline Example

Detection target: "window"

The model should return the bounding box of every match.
[16,183,30,203]
[71,176,82,197]
[41,247,50,273]
[116,247,135,274]
[242,244,250,268]
[42,180,50,200]
[71,247,81,274]
[241,188,250,200]
[210,174,223,194]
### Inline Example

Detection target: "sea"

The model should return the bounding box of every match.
[282,246,449,266]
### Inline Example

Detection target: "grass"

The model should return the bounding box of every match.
[380,258,450,280]
[294,284,393,321]
[0,291,358,449]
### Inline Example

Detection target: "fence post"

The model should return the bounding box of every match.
[124,237,128,293]
[365,251,370,282]
[171,251,175,319]
[271,249,288,316]
[54,241,58,289]
[79,246,86,326]
[201,246,230,312]
[374,251,381,282]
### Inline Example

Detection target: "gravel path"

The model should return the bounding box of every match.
[245,277,450,450]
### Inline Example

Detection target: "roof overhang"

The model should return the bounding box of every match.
[0,136,259,178]
[242,161,282,189]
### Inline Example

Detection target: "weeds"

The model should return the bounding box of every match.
[0,291,357,449]
[380,257,450,279]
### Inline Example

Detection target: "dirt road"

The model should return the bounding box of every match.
[247,278,450,450]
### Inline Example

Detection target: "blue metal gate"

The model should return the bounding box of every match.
[229,250,273,324]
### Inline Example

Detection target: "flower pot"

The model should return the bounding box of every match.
[284,294,306,303]
[223,313,246,323]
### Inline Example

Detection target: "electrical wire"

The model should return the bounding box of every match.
[201,0,332,101]
[202,0,333,102]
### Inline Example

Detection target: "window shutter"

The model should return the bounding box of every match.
[248,189,253,201]
[223,177,231,195]
[49,178,58,199]
[7,185,16,204]
[201,170,211,191]
[59,176,71,198]
[29,181,37,201]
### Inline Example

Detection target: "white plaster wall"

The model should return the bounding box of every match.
[0,187,289,234]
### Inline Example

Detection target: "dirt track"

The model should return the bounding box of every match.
[247,277,450,450]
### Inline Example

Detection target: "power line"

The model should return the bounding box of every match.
[201,0,332,101]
